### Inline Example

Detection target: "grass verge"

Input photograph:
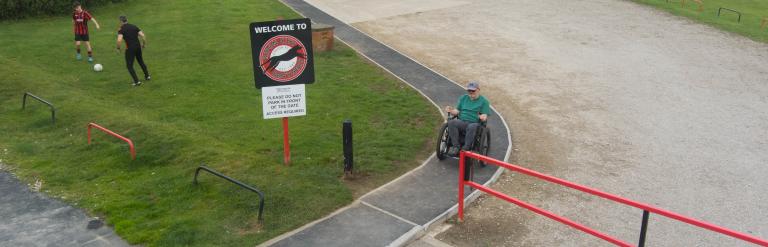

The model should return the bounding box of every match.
[633,0,768,43]
[0,0,441,246]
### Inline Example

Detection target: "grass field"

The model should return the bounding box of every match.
[634,0,768,43]
[0,0,440,246]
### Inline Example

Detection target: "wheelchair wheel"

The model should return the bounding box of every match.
[436,123,450,160]
[472,127,491,167]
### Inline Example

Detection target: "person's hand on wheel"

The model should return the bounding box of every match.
[445,106,459,116]
[479,114,488,122]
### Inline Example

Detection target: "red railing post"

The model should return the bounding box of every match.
[458,151,466,222]
[87,123,136,160]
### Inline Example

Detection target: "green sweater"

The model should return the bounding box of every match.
[456,94,491,123]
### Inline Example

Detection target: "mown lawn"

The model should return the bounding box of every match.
[634,0,768,43]
[0,0,440,246]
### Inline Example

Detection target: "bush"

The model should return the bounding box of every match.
[0,0,125,20]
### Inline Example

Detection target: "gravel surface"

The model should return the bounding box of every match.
[333,0,768,245]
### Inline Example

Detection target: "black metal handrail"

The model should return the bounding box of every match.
[718,7,742,23]
[22,92,56,124]
[193,165,265,222]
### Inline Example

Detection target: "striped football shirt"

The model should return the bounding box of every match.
[73,10,92,35]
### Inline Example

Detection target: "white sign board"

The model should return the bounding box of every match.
[262,84,307,119]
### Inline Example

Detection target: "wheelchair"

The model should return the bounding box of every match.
[435,112,491,167]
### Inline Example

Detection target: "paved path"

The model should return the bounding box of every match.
[260,1,511,246]
[0,171,129,247]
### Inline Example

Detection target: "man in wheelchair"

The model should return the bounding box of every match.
[443,81,491,157]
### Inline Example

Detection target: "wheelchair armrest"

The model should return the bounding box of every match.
[478,112,488,127]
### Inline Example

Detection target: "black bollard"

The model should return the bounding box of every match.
[343,120,353,176]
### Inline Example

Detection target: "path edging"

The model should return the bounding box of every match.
[261,1,514,246]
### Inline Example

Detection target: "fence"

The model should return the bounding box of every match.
[21,92,56,124]
[194,165,265,222]
[87,123,136,160]
[458,151,768,246]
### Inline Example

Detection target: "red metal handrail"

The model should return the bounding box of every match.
[458,151,768,246]
[87,123,136,160]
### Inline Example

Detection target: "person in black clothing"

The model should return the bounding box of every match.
[116,15,150,86]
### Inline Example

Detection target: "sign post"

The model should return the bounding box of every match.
[260,83,308,166]
[250,18,314,166]
[283,117,290,164]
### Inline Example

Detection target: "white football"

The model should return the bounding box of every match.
[93,64,103,72]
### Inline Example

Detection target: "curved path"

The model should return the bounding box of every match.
[260,1,512,246]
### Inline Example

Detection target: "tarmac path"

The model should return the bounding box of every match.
[301,0,768,246]
[261,1,512,246]
[0,169,129,247]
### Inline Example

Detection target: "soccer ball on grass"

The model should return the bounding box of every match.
[93,64,103,72]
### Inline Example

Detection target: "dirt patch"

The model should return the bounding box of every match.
[237,217,264,235]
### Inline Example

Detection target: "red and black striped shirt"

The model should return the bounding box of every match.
[73,10,93,35]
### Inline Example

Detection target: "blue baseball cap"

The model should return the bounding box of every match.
[467,81,479,90]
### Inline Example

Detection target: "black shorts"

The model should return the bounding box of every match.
[74,34,90,41]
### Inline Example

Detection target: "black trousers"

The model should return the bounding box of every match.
[125,46,149,83]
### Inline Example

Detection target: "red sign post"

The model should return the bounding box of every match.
[282,117,290,165]
[250,18,314,166]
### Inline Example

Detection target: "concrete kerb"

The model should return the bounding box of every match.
[266,1,513,246]
[257,201,360,247]
[257,152,440,247]
[326,28,514,241]
[388,226,426,247]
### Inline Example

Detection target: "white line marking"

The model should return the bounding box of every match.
[361,201,420,227]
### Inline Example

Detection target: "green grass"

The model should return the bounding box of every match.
[634,0,768,43]
[0,0,441,246]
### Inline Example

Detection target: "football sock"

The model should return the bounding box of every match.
[76,48,81,54]
[88,51,92,57]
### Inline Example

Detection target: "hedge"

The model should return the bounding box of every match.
[1,0,125,20]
